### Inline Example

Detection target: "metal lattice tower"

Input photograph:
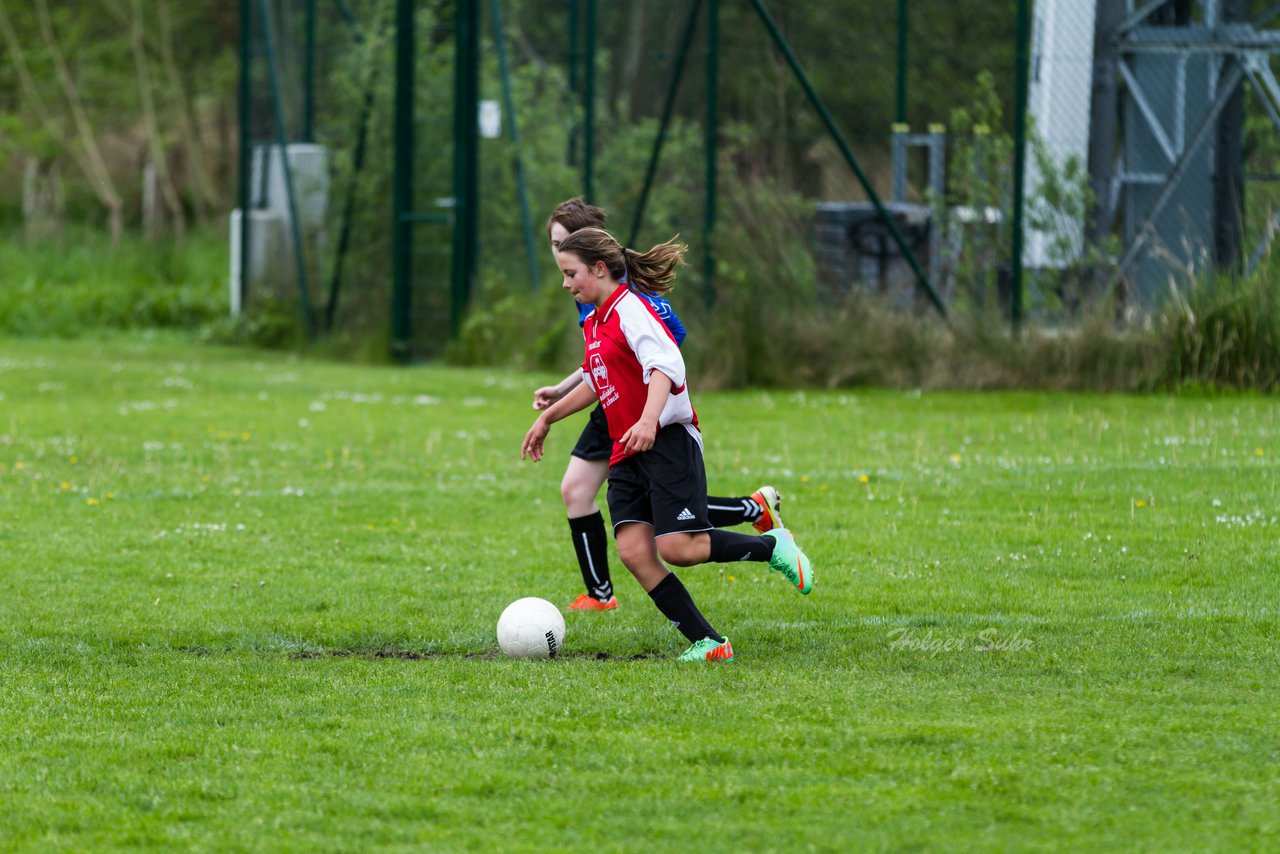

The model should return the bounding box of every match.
[1096,0,1280,301]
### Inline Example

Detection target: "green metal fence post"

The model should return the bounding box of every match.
[391,0,414,357]
[703,0,718,310]
[491,0,540,292]
[567,0,579,166]
[1011,0,1030,333]
[749,0,947,320]
[238,0,252,312]
[303,0,316,142]
[258,0,317,339]
[896,0,908,124]
[451,0,480,335]
[583,0,596,201]
[628,0,703,248]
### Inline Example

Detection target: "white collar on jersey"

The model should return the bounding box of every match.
[596,284,629,326]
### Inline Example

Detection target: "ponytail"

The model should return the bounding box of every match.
[557,228,687,296]
[622,239,687,296]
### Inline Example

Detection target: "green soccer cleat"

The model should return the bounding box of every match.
[677,637,734,662]
[763,528,813,594]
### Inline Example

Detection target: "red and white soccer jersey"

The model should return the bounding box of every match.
[581,286,701,465]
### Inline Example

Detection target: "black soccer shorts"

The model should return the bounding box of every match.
[570,403,613,462]
[606,424,712,538]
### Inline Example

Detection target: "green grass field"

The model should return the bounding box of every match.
[1,334,1277,850]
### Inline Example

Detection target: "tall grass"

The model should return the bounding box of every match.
[0,227,228,337]
[1157,265,1280,390]
[444,215,1277,393]
[4,220,1278,393]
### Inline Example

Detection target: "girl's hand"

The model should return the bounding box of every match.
[521,416,550,462]
[532,385,562,410]
[619,418,658,456]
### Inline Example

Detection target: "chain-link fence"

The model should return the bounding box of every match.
[232,0,1280,356]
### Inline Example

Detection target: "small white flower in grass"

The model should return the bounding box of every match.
[298,418,309,428]
[310,401,326,412]
[1212,499,1222,507]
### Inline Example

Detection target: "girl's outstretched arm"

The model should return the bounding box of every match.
[531,369,584,410]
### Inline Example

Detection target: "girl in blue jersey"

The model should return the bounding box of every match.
[531,199,783,612]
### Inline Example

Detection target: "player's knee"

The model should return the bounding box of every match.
[615,539,647,572]
[656,535,702,567]
[560,476,597,514]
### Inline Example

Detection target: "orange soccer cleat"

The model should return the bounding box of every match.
[750,485,785,533]
[568,594,618,611]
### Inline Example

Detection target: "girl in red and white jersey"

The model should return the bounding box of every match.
[521,228,813,662]
[532,198,781,614]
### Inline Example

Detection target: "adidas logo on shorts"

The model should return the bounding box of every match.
[676,508,695,521]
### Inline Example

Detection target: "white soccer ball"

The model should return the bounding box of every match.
[496,597,566,659]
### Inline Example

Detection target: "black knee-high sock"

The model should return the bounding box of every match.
[647,573,721,643]
[568,512,613,601]
[706,495,763,528]
[707,530,775,563]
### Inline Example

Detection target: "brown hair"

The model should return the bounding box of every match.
[546,197,607,239]
[556,227,687,296]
